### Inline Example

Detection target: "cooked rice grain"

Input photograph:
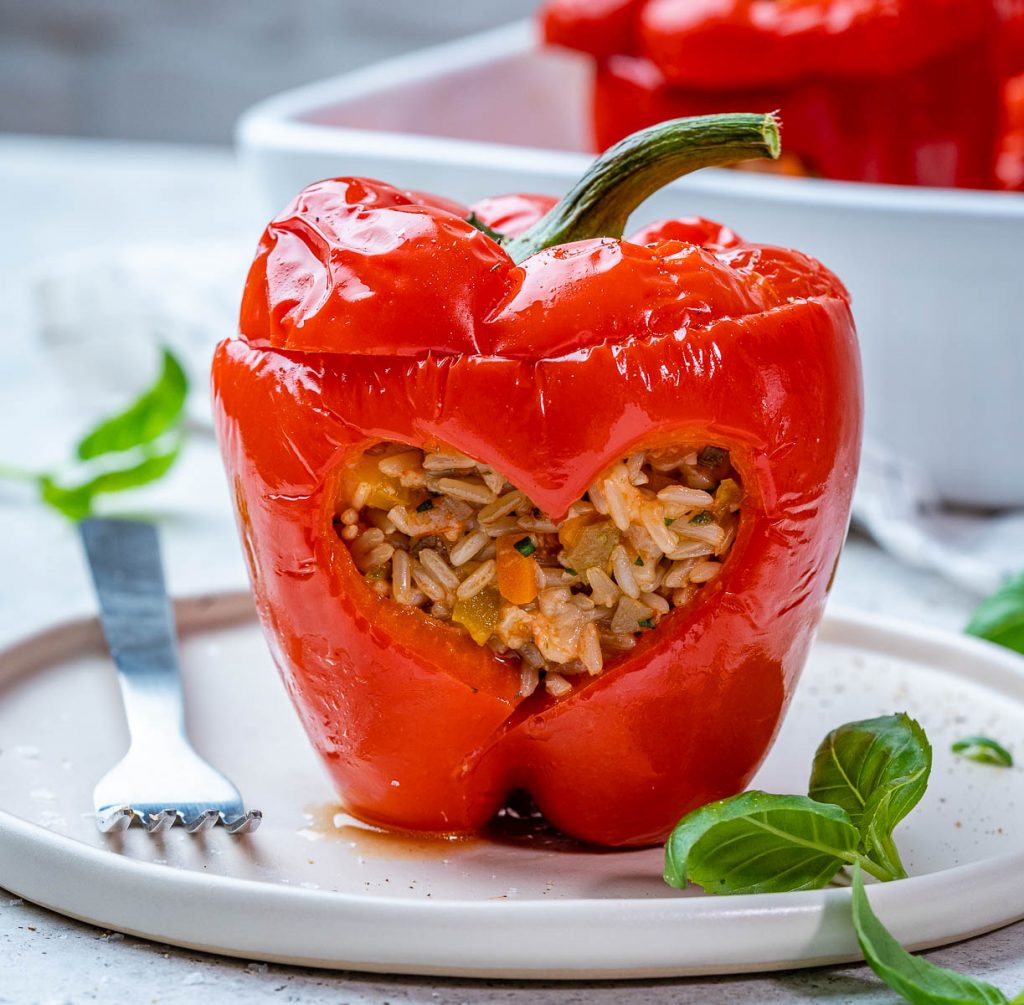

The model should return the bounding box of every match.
[337,442,741,697]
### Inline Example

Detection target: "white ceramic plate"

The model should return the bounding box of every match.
[1,593,1023,978]
[236,22,1024,508]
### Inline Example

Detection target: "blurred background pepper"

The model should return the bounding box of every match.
[542,0,1024,189]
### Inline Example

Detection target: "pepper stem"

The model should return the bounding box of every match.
[503,113,780,264]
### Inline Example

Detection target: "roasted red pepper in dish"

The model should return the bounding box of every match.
[591,55,815,177]
[999,73,1024,190]
[543,0,1005,188]
[541,0,643,59]
[214,114,862,847]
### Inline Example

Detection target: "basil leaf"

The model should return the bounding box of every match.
[38,478,94,521]
[76,348,188,460]
[965,572,1024,655]
[40,438,182,520]
[809,713,930,880]
[664,791,861,894]
[951,736,1013,768]
[851,864,1010,1005]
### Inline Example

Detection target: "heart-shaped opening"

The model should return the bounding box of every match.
[333,441,742,698]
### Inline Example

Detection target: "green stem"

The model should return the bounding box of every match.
[503,112,780,264]
[850,852,899,885]
[867,834,908,882]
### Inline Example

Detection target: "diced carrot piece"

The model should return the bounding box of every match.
[496,535,539,605]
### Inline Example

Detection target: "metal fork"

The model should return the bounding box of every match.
[80,518,261,834]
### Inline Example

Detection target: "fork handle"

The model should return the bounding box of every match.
[80,518,186,743]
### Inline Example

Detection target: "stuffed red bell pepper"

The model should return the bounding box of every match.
[213,114,862,847]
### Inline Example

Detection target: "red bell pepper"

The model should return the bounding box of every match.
[1000,0,1024,74]
[997,1,1024,189]
[541,0,643,59]
[637,0,991,88]
[998,73,1024,190]
[543,0,1005,188]
[213,115,862,846]
[591,55,816,175]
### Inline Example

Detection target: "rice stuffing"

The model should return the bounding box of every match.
[335,443,742,698]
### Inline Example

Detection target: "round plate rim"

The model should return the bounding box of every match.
[1,592,1023,977]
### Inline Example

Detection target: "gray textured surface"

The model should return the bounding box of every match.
[0,133,1022,1002]
[1,894,1023,1003]
[0,0,536,144]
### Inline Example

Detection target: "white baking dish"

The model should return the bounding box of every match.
[237,22,1024,508]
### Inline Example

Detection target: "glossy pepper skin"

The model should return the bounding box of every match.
[541,0,643,58]
[543,0,1004,188]
[999,73,1024,190]
[591,46,1000,187]
[637,0,991,87]
[592,55,816,175]
[213,119,861,847]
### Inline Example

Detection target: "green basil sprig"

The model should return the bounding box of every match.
[966,571,1024,656]
[809,714,931,880]
[951,736,1014,768]
[851,864,1017,1005]
[664,713,930,892]
[663,713,1023,1004]
[0,347,188,520]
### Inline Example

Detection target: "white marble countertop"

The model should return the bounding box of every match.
[0,133,1020,1003]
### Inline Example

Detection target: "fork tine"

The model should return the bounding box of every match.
[97,806,134,833]
[183,809,221,833]
[143,809,179,833]
[223,810,262,834]
[83,521,263,837]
